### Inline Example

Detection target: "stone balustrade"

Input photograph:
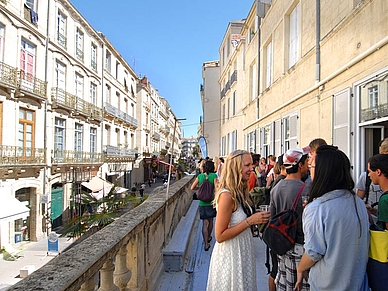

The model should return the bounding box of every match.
[8,174,196,291]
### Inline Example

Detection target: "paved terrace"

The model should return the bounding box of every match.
[2,175,269,290]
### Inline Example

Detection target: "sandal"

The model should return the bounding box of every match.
[205,244,211,251]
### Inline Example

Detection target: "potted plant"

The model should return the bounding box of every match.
[130,187,137,196]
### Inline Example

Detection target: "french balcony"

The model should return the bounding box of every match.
[51,88,103,121]
[57,32,67,49]
[52,149,103,165]
[17,71,47,100]
[0,61,18,89]
[103,145,138,163]
[104,102,138,129]
[91,60,97,73]
[76,48,84,62]
[230,70,237,85]
[7,176,195,291]
[360,103,388,123]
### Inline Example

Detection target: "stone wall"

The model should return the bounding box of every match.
[8,174,196,291]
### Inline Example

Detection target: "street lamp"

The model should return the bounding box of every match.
[165,118,186,201]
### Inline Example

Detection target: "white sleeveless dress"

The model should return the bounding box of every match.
[206,192,257,291]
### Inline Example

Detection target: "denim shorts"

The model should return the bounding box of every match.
[199,205,216,220]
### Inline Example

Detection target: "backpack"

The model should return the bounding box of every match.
[262,184,306,255]
[197,174,215,202]
[250,187,270,208]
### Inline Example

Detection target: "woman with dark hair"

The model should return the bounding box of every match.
[294,145,369,291]
[191,160,218,251]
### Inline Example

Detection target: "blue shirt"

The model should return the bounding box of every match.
[303,190,369,291]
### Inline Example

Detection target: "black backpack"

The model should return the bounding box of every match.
[197,174,215,202]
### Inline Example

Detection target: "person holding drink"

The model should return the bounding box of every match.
[206,150,270,291]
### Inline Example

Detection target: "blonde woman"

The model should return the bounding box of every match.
[207,150,270,291]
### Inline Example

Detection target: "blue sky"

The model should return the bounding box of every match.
[70,0,253,138]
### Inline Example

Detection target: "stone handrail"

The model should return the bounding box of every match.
[8,174,196,291]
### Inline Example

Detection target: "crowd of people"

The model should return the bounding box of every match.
[191,138,387,291]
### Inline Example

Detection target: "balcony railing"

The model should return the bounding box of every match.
[76,48,84,61]
[103,145,138,163]
[152,132,161,141]
[7,176,195,291]
[360,103,388,122]
[52,149,103,164]
[104,102,138,128]
[91,60,97,72]
[57,32,67,48]
[230,70,237,84]
[0,145,45,166]
[51,88,103,120]
[0,61,18,88]
[18,71,47,99]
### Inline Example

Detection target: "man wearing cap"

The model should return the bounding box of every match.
[269,147,311,291]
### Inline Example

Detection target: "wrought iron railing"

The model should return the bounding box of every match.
[91,60,97,72]
[51,88,103,120]
[360,103,388,122]
[104,102,138,128]
[52,149,103,164]
[0,145,45,165]
[18,71,47,99]
[57,32,67,48]
[76,48,84,61]
[152,132,161,141]
[0,61,18,87]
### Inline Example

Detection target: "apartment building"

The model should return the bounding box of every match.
[200,60,220,158]
[219,0,388,179]
[0,0,181,249]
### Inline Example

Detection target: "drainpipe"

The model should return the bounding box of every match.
[316,0,321,83]
[43,0,51,235]
[100,34,105,179]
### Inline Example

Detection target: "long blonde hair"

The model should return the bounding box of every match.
[214,150,252,211]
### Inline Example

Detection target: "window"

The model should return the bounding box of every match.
[57,11,67,48]
[250,63,257,100]
[0,25,4,59]
[232,91,236,116]
[262,125,271,158]
[115,61,120,80]
[105,84,111,103]
[20,40,35,82]
[54,117,65,161]
[221,136,226,156]
[227,98,230,120]
[91,43,97,71]
[18,108,35,157]
[230,130,237,152]
[90,82,97,105]
[368,86,378,109]
[25,0,35,10]
[222,104,226,124]
[105,124,111,146]
[74,123,83,154]
[75,73,83,98]
[116,92,120,109]
[90,127,97,153]
[105,50,111,72]
[55,60,66,91]
[282,114,298,152]
[289,3,300,68]
[265,41,273,88]
[75,28,84,61]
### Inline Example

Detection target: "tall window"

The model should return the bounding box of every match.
[0,25,4,59]
[368,86,378,109]
[18,108,34,157]
[232,91,236,116]
[265,41,273,88]
[289,3,300,68]
[54,118,65,161]
[105,50,111,72]
[75,73,83,98]
[75,28,84,61]
[90,127,97,153]
[105,124,111,146]
[57,11,67,48]
[25,0,35,10]
[115,61,120,80]
[90,82,97,105]
[74,123,83,153]
[91,43,97,71]
[55,60,66,91]
[20,40,35,82]
[222,104,226,124]
[105,84,111,103]
[227,98,230,120]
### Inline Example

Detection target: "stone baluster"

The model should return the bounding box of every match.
[80,276,97,291]
[114,245,132,291]
[98,259,119,291]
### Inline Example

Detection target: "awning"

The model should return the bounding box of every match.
[92,186,128,200]
[0,195,30,222]
[81,176,113,192]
